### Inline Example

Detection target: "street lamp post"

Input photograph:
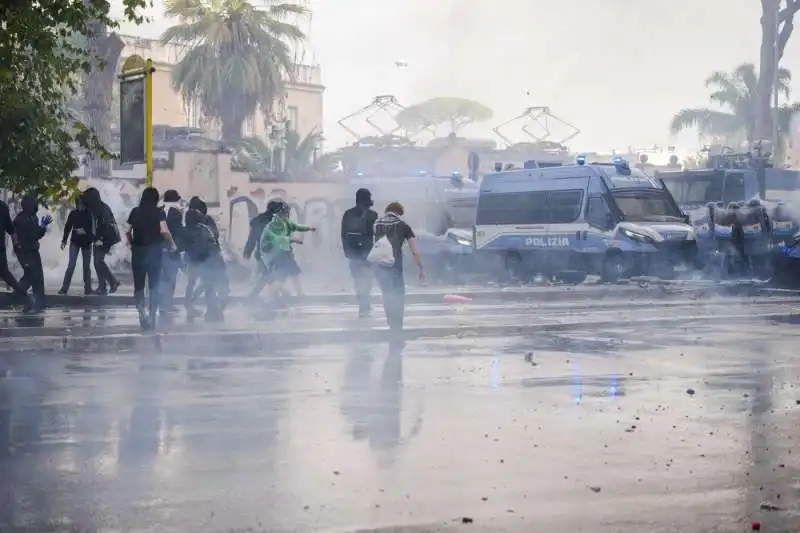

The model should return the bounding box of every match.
[772,1,781,166]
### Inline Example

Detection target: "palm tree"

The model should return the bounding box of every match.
[235,128,320,180]
[670,63,797,148]
[161,0,309,143]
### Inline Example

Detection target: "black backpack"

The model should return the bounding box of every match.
[187,222,218,262]
[343,209,371,254]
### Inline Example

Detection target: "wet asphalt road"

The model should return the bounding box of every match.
[1,287,800,532]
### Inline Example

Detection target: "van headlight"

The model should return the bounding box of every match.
[455,238,472,247]
[621,228,649,243]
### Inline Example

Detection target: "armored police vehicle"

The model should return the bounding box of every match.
[473,156,697,283]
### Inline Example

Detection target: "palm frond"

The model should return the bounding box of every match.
[670,108,744,136]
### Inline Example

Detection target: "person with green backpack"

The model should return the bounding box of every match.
[258,200,315,307]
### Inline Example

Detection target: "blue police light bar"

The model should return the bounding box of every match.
[451,170,462,177]
[576,154,587,166]
[612,156,629,167]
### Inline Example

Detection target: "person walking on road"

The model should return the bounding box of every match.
[341,188,378,317]
[244,199,280,300]
[13,196,52,314]
[83,187,121,295]
[370,202,425,331]
[0,198,26,302]
[126,187,175,330]
[58,198,94,295]
[183,198,225,322]
[160,189,184,317]
[258,200,315,309]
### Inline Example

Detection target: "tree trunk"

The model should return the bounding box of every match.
[83,21,123,179]
[755,0,779,143]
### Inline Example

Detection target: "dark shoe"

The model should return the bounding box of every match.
[95,288,108,296]
[109,280,121,294]
[57,288,67,295]
[84,288,94,295]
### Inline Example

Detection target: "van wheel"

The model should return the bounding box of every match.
[504,252,525,283]
[601,253,625,284]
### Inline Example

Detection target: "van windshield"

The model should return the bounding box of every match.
[661,172,746,206]
[611,189,684,222]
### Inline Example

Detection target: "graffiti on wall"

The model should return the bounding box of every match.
[227,184,351,254]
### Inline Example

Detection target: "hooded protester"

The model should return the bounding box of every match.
[160,189,184,316]
[183,197,224,322]
[245,199,281,299]
[0,199,25,300]
[371,202,425,331]
[13,196,52,313]
[126,187,174,330]
[341,188,378,317]
[58,197,94,295]
[258,200,315,307]
[82,187,121,295]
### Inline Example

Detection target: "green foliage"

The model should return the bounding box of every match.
[235,128,320,180]
[161,0,309,142]
[395,97,494,135]
[0,0,148,203]
[670,63,796,143]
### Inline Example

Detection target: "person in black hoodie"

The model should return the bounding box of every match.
[244,199,280,299]
[126,187,175,330]
[83,187,121,295]
[183,198,225,322]
[160,189,184,316]
[58,198,94,295]
[0,199,25,300]
[340,188,378,317]
[13,196,52,313]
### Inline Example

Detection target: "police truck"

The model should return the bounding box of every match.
[473,156,697,283]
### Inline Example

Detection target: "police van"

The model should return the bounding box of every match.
[473,156,697,283]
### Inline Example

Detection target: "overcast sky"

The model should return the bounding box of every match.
[115,0,800,152]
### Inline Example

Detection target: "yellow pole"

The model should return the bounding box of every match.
[145,58,155,186]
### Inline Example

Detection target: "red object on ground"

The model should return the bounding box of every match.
[444,294,472,303]
[752,521,761,530]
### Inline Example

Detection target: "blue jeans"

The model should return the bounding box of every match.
[349,258,373,315]
[375,267,405,330]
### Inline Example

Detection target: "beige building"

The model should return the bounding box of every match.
[118,34,324,142]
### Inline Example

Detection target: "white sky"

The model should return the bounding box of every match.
[114,0,800,152]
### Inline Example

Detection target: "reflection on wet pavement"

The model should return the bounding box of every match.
[0,319,799,532]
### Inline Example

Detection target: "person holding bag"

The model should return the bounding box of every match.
[367,202,425,331]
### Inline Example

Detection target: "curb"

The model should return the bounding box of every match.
[1,283,794,309]
[3,310,796,354]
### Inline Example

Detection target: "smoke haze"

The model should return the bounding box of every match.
[117,0,800,150]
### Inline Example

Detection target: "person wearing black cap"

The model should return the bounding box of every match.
[341,188,378,317]
[160,189,184,316]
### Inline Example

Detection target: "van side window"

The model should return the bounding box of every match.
[475,191,548,225]
[586,195,612,228]
[548,190,583,223]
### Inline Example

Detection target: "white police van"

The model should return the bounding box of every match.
[473,156,697,283]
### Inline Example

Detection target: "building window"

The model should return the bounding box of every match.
[188,98,201,128]
[287,106,299,132]
[242,114,256,137]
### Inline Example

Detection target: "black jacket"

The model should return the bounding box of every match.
[165,205,185,251]
[244,211,272,260]
[0,200,13,249]
[94,202,121,247]
[62,208,93,247]
[341,205,377,259]
[13,199,46,252]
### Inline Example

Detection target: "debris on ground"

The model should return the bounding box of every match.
[461,517,474,524]
[588,486,602,493]
[752,521,761,530]
[760,501,782,511]
[686,388,696,396]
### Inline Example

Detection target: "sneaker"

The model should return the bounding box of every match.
[109,280,121,294]
[57,288,67,295]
